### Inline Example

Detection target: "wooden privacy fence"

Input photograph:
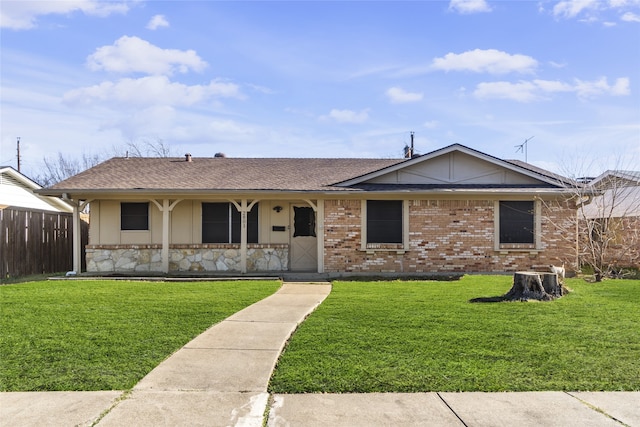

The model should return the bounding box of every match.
[1,207,88,278]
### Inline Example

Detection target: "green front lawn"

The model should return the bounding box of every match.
[0,280,281,391]
[269,276,640,392]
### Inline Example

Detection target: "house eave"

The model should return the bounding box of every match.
[37,187,577,200]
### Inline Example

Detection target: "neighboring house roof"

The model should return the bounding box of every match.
[588,170,640,189]
[38,144,574,197]
[582,170,640,219]
[0,166,73,213]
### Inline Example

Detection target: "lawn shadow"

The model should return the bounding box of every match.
[469,295,509,303]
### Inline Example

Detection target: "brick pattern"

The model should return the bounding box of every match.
[324,198,576,274]
[579,216,640,269]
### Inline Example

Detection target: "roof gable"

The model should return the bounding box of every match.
[335,144,567,188]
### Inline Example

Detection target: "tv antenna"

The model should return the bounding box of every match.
[515,136,534,163]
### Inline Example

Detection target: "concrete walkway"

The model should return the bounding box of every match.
[1,282,639,426]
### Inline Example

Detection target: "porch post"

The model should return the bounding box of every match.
[162,199,170,274]
[240,199,247,274]
[316,199,324,273]
[72,203,82,273]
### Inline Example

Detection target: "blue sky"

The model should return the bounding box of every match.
[1,0,639,180]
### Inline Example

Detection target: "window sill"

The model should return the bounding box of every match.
[499,243,536,250]
[496,248,540,255]
[362,243,407,254]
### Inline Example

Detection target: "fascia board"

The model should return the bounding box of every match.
[37,185,578,201]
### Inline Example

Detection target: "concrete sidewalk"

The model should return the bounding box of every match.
[1,281,638,426]
[268,391,640,426]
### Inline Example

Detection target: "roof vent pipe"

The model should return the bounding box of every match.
[185,153,192,162]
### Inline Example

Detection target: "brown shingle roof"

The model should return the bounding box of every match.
[47,157,405,192]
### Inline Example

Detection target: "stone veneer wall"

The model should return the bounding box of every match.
[323,199,576,274]
[86,244,288,273]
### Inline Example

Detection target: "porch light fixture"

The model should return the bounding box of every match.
[273,205,283,213]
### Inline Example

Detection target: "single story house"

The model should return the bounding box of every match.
[38,144,579,276]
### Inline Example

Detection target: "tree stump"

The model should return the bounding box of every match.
[504,272,568,301]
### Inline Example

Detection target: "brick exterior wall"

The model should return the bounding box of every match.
[578,215,640,269]
[323,198,576,274]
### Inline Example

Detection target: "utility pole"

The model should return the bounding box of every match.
[16,137,21,172]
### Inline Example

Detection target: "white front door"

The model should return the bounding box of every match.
[290,205,317,271]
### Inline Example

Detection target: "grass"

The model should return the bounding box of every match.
[269,276,640,393]
[0,279,281,391]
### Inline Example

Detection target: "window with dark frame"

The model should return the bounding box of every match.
[121,202,149,230]
[202,202,258,243]
[499,201,535,244]
[366,200,403,244]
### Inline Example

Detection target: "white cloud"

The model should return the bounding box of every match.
[553,0,599,18]
[432,49,538,74]
[533,79,574,93]
[63,76,243,107]
[551,0,640,21]
[621,11,640,21]
[448,0,492,14]
[574,76,630,98]
[473,76,630,101]
[549,61,567,68]
[86,36,207,75]
[474,81,540,102]
[0,0,129,30]
[324,109,370,124]
[386,87,424,104]
[146,14,170,30]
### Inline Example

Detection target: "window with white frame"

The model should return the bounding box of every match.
[366,200,403,244]
[497,200,536,248]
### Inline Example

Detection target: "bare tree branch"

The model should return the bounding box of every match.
[35,138,177,187]
[540,156,640,281]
